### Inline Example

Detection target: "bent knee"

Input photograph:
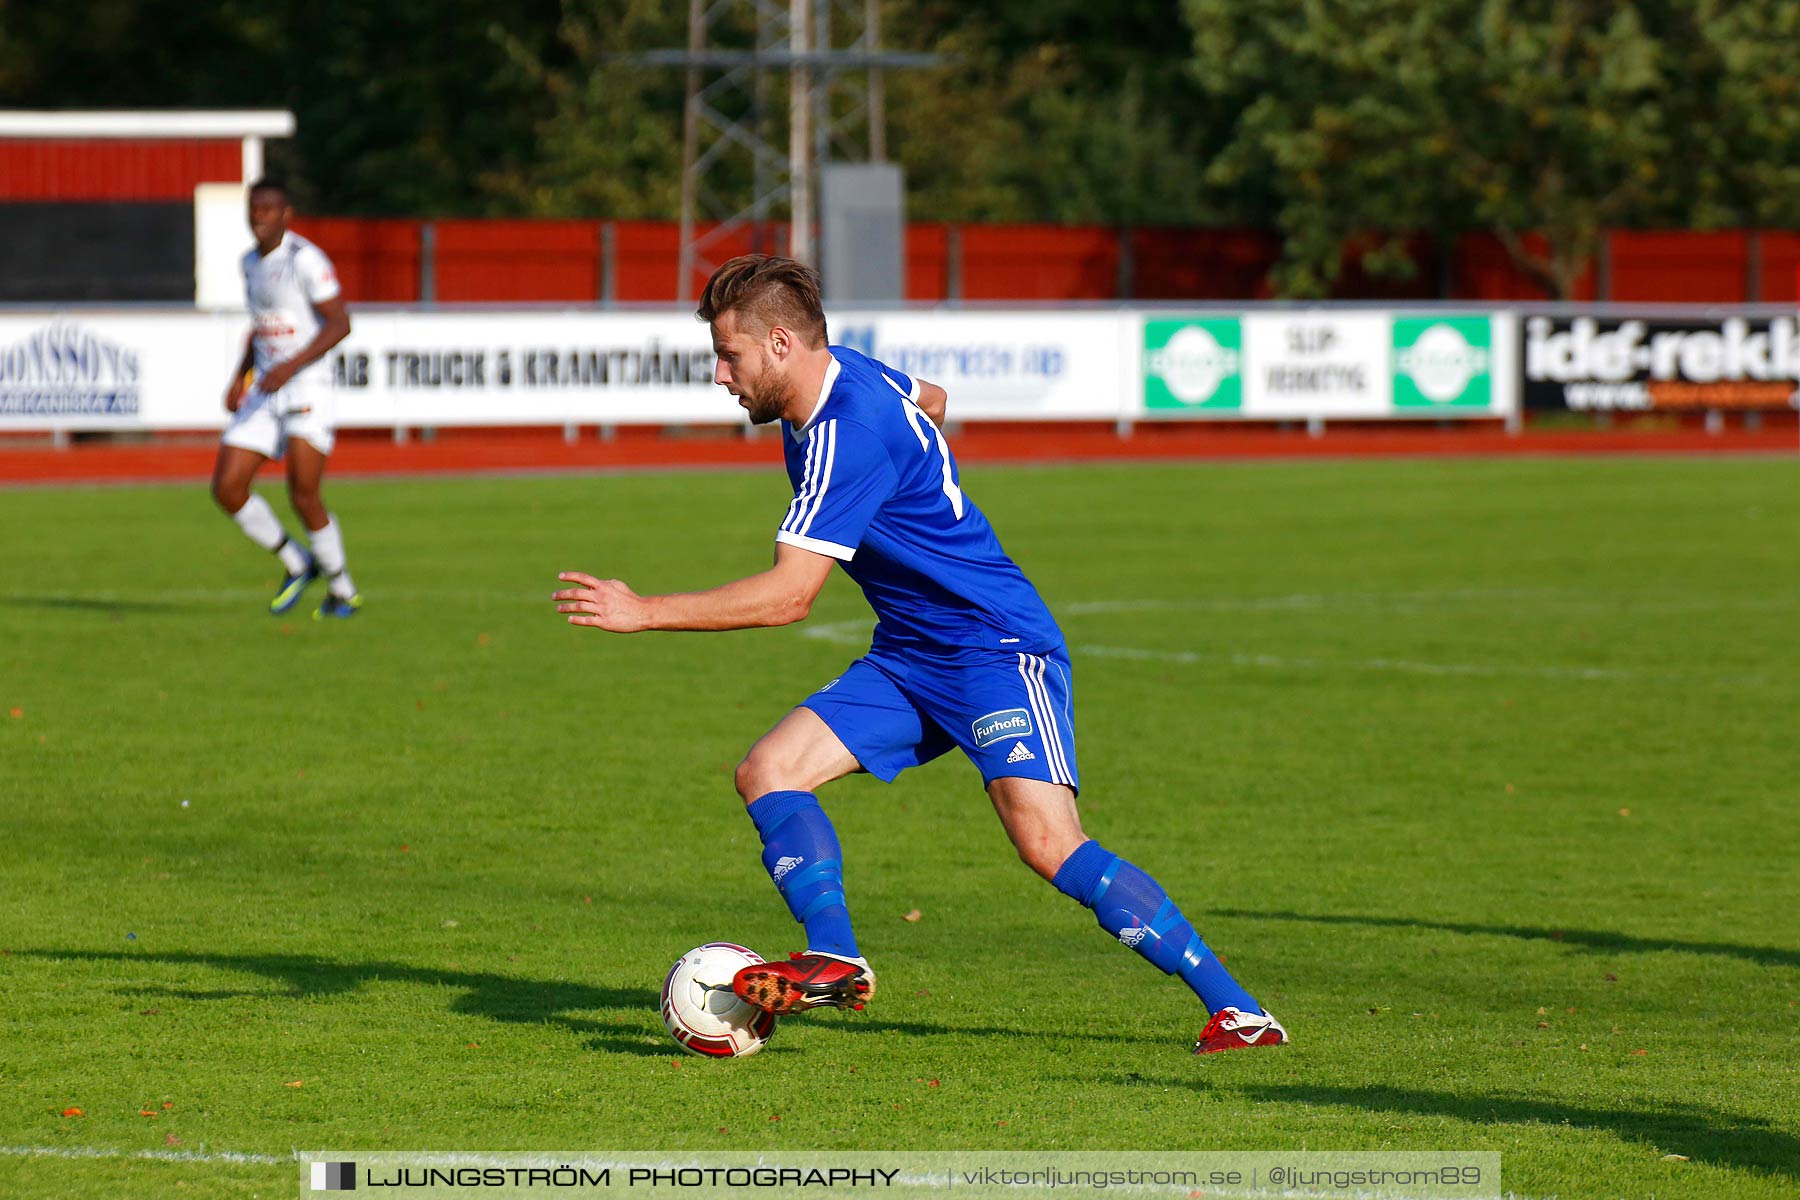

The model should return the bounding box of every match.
[212,482,249,512]
[1015,833,1087,883]
[734,747,816,804]
[734,754,779,804]
[1016,843,1065,883]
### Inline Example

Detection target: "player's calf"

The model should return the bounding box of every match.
[745,789,862,958]
[1052,839,1278,1030]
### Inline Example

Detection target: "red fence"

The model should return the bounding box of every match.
[0,139,243,201]
[1754,233,1800,303]
[293,218,422,302]
[283,217,1799,307]
[3,131,1792,305]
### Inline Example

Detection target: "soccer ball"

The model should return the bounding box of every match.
[660,942,777,1057]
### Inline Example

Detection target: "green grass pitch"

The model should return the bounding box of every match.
[1,455,1796,1199]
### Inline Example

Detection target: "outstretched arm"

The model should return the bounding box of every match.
[554,541,837,633]
[917,380,948,428]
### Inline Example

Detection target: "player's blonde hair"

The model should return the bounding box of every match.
[696,255,829,348]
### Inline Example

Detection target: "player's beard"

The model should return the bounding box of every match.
[742,371,797,425]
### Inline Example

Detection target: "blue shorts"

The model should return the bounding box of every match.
[802,642,1079,793]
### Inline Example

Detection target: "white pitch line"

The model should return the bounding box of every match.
[800,620,1757,685]
[1061,589,1797,616]
[0,587,548,605]
[8,590,1772,685]
[1075,643,1735,684]
[9,585,1786,617]
[0,1144,287,1166]
[1059,590,1555,615]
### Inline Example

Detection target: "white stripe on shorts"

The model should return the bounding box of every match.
[1016,652,1072,785]
[1034,655,1074,785]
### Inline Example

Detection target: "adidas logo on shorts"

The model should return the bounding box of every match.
[1006,741,1035,764]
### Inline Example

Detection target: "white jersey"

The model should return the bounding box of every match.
[242,232,341,378]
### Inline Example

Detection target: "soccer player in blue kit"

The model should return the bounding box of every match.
[552,255,1287,1054]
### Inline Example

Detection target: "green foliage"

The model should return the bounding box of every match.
[884,1,1229,225]
[478,0,687,218]
[1185,0,1800,297]
[3,1,1798,271]
[1684,1,1800,229]
[0,0,569,215]
[475,0,1230,226]
[2,460,1799,1199]
[0,0,1226,225]
[275,1,570,215]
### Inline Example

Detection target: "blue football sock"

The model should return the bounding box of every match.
[1053,839,1262,1016]
[745,790,859,959]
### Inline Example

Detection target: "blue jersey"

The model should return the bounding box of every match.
[776,346,1063,654]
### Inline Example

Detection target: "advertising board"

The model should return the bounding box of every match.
[1522,315,1800,412]
[1139,312,1511,419]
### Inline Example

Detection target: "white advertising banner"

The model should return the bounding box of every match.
[828,310,1132,420]
[0,311,241,430]
[1242,312,1390,416]
[1139,311,1517,420]
[0,309,737,431]
[0,308,1134,430]
[1,305,1515,432]
[329,311,733,427]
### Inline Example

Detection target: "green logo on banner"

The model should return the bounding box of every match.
[1144,318,1243,409]
[1392,317,1492,408]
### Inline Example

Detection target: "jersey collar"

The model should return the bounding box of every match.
[256,231,293,260]
[789,354,841,441]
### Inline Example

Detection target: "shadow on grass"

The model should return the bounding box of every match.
[0,594,182,614]
[29,948,675,1058]
[31,949,1180,1057]
[1237,1082,1797,1184]
[32,948,1172,1053]
[1211,910,1800,970]
[851,1015,1169,1047]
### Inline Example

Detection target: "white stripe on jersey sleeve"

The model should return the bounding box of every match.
[776,529,856,561]
[881,371,921,402]
[780,425,825,534]
[905,404,932,451]
[796,420,837,537]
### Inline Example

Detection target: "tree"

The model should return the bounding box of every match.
[477,0,687,218]
[1184,0,1800,299]
[1679,2,1800,231]
[0,0,1234,226]
[883,0,1231,225]
[0,0,569,215]
[476,0,1236,226]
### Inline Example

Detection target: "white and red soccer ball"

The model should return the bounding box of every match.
[660,942,777,1057]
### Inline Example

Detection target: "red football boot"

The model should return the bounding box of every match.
[1193,1007,1289,1054]
[732,951,876,1014]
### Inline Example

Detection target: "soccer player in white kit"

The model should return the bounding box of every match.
[209,179,361,618]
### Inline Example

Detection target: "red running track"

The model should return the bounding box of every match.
[1,420,1796,485]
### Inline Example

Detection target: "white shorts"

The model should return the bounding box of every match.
[221,379,336,458]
